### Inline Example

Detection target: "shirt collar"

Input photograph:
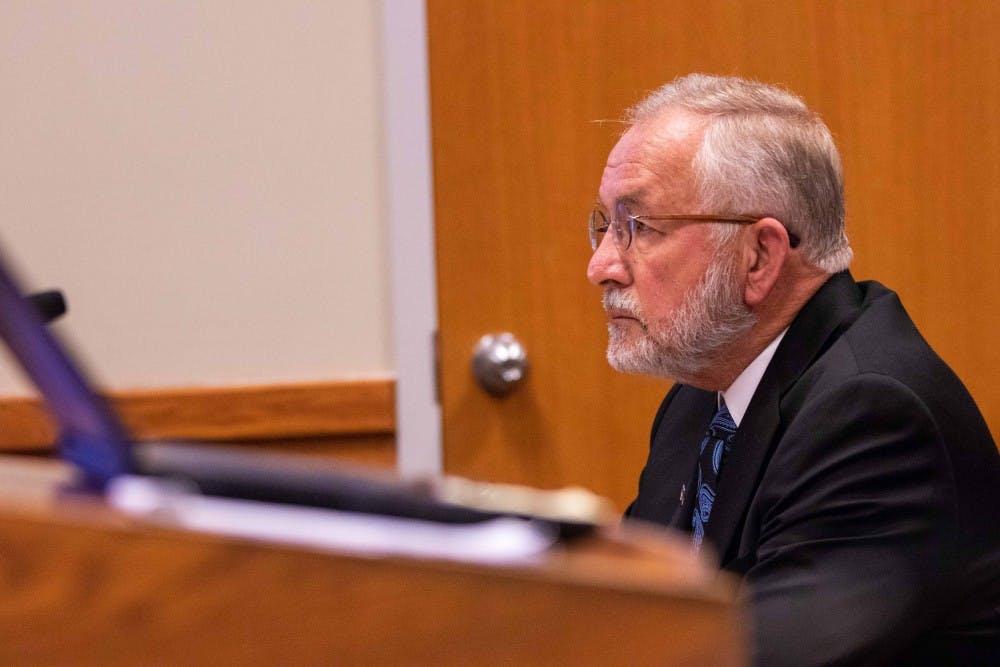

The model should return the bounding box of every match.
[721,329,787,427]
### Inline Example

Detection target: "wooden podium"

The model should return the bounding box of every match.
[0,456,746,665]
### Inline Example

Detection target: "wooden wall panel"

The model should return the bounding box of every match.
[0,380,396,467]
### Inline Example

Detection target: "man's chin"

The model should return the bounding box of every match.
[606,340,701,382]
[606,341,655,375]
[606,329,641,370]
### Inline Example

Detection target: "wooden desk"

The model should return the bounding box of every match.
[0,456,746,665]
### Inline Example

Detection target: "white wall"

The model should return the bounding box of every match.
[0,1,392,395]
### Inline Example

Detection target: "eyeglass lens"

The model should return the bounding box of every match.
[588,209,604,250]
[589,207,631,252]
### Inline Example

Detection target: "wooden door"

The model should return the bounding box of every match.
[427,0,1000,510]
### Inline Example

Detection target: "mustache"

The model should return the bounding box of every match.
[602,289,642,318]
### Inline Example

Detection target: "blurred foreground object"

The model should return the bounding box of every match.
[26,290,66,323]
[0,454,747,666]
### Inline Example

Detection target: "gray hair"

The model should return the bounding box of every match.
[628,74,852,273]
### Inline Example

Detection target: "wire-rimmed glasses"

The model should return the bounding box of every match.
[588,204,800,253]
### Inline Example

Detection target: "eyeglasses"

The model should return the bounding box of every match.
[588,204,801,253]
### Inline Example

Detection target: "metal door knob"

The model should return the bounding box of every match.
[472,333,529,397]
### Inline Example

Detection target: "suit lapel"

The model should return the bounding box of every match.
[630,386,717,528]
[704,271,866,564]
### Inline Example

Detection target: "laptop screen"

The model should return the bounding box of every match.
[0,245,133,487]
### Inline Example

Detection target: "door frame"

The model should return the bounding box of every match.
[380,0,442,476]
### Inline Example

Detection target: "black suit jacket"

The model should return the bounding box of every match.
[626,272,1000,666]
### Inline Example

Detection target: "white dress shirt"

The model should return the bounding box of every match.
[721,329,787,427]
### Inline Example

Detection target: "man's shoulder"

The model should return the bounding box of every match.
[802,278,987,432]
[785,275,958,398]
[841,279,936,369]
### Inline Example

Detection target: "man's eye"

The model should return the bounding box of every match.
[633,219,659,235]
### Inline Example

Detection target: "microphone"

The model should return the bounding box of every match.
[27,290,67,323]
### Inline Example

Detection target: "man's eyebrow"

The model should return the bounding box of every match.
[596,191,646,210]
[615,193,645,211]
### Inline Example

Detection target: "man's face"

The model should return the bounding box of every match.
[586,109,756,384]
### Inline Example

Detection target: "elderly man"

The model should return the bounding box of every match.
[587,74,1000,666]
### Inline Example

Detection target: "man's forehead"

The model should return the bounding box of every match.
[599,108,706,207]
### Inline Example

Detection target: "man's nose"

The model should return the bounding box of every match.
[587,235,631,287]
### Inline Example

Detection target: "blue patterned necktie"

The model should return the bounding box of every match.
[691,398,737,550]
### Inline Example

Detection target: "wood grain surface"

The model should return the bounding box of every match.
[0,380,396,466]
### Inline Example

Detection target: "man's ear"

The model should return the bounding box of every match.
[744,218,790,307]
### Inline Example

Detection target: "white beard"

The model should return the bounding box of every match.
[602,250,757,383]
